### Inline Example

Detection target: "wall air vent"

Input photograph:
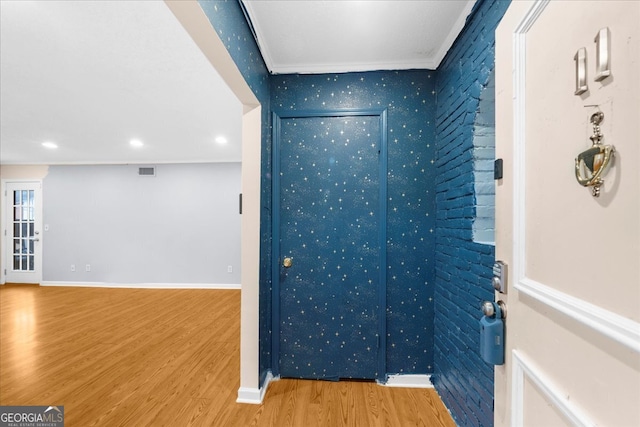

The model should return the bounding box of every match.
[138,166,156,177]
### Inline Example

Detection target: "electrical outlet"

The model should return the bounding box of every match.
[85,264,91,272]
[71,264,75,272]
[227,265,233,273]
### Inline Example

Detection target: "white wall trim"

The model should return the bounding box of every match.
[432,0,477,69]
[236,372,433,403]
[380,374,433,388]
[267,59,442,76]
[511,350,595,427]
[516,278,640,353]
[512,0,640,355]
[237,371,277,404]
[236,387,261,404]
[40,281,240,290]
[512,0,550,287]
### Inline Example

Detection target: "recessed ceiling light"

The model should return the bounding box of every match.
[215,136,228,145]
[130,139,144,148]
[42,141,58,149]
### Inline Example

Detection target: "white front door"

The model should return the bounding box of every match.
[4,181,43,284]
[495,1,639,426]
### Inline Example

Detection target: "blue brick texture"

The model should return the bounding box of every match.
[432,1,511,426]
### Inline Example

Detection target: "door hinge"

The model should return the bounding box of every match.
[377,335,380,349]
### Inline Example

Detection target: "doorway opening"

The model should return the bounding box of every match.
[271,110,388,381]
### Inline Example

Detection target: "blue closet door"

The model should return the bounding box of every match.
[278,114,383,380]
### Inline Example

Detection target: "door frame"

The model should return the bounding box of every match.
[271,108,388,380]
[1,179,44,284]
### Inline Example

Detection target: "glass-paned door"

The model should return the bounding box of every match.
[13,189,36,271]
[5,182,42,284]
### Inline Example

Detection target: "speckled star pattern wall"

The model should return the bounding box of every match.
[272,71,437,374]
[189,1,508,422]
[278,115,382,379]
[197,1,269,101]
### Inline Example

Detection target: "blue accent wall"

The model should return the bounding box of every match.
[272,71,437,374]
[199,0,512,424]
[432,1,510,426]
[275,112,386,379]
[197,0,274,384]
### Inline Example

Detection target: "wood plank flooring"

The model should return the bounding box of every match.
[0,285,455,426]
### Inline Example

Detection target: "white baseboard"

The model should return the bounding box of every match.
[237,371,276,404]
[40,281,240,290]
[380,374,433,388]
[237,372,431,404]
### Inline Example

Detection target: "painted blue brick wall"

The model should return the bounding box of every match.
[199,1,512,419]
[433,1,510,426]
[272,71,437,375]
[197,0,274,384]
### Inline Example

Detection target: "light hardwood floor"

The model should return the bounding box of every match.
[0,285,455,426]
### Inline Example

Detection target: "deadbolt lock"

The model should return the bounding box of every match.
[283,257,293,268]
[492,261,507,294]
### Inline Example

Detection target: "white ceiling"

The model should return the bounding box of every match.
[0,1,242,165]
[241,0,476,74]
[1,1,476,166]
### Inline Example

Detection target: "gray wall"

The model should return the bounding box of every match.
[43,163,241,285]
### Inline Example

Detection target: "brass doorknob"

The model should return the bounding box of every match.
[283,257,293,268]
